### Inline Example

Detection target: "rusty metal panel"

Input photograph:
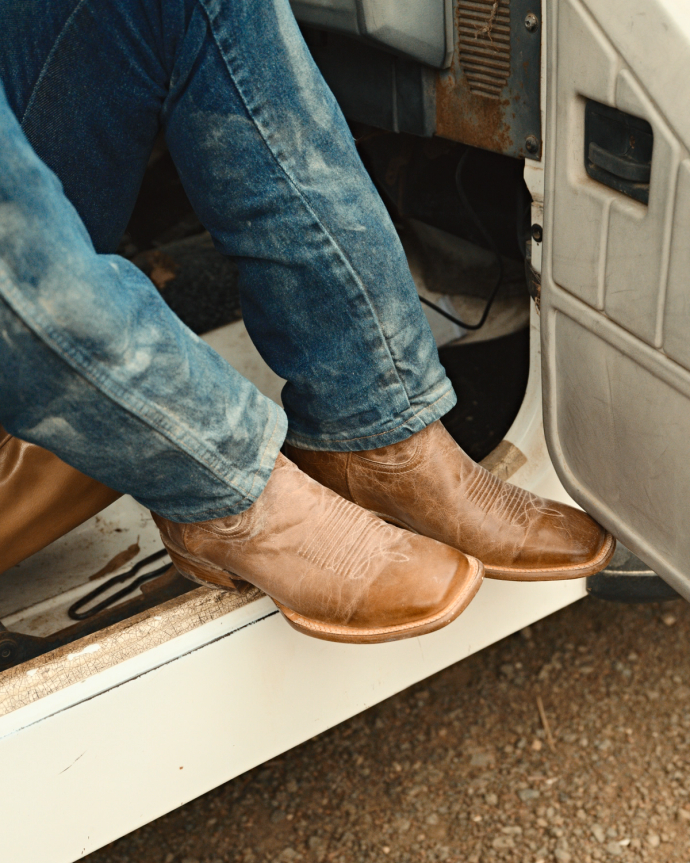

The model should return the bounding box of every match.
[436,0,541,158]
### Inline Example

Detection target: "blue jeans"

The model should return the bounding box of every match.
[0,0,455,521]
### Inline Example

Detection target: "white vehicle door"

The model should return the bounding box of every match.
[540,0,690,596]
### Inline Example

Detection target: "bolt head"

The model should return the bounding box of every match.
[525,135,539,154]
[524,12,539,32]
[0,646,13,660]
[531,223,543,243]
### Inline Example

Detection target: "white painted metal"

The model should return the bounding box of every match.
[540,0,690,594]
[523,0,547,275]
[1,578,583,863]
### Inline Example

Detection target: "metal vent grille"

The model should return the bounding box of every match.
[457,0,511,99]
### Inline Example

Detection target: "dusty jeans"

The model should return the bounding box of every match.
[0,0,455,521]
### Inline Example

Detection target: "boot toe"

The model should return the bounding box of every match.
[488,503,615,580]
[278,541,484,643]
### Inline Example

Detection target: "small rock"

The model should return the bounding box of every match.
[532,739,543,752]
[605,842,623,857]
[520,626,533,640]
[426,813,439,825]
[470,752,494,767]
[271,809,287,824]
[647,834,661,848]
[554,850,571,862]
[382,847,391,855]
[500,663,515,678]
[591,825,606,843]
[485,793,498,806]
[491,836,515,849]
[518,788,540,802]
[662,613,677,627]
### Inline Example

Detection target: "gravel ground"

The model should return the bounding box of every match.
[87,594,690,863]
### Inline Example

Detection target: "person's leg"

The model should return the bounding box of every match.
[0,3,489,643]
[0,84,285,521]
[0,88,485,643]
[159,0,612,581]
[0,0,456,453]
[160,0,455,450]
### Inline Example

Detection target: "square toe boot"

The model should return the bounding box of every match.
[152,454,484,644]
[285,421,615,582]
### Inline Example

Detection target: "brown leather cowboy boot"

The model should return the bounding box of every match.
[0,426,121,573]
[153,453,484,644]
[285,421,615,582]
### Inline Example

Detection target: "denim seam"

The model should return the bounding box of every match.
[19,0,90,126]
[195,0,413,411]
[0,267,262,502]
[241,398,284,504]
[286,384,456,447]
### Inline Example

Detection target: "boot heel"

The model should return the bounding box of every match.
[166,548,251,594]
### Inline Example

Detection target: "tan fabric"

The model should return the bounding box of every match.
[154,453,483,644]
[286,420,615,582]
[0,426,121,574]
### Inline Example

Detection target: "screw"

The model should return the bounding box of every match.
[531,224,543,243]
[524,12,539,32]
[0,645,13,660]
[525,135,539,154]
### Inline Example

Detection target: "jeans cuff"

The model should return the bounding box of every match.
[284,379,457,452]
[168,401,289,522]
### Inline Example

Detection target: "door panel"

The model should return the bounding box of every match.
[663,160,690,371]
[541,0,690,595]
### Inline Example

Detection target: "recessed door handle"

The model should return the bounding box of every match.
[588,142,651,184]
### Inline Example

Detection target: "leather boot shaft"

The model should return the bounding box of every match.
[0,426,121,573]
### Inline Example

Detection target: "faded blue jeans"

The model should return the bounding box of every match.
[0,0,455,521]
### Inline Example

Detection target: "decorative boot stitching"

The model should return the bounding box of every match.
[464,467,535,528]
[297,496,401,580]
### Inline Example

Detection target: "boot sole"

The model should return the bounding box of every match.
[168,546,484,644]
[483,530,616,582]
[273,556,484,644]
[372,513,616,583]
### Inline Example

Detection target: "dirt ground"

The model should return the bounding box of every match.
[87,593,690,863]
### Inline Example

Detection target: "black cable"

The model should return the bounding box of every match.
[68,548,169,620]
[418,148,504,332]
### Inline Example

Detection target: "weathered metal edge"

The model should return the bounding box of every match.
[0,585,264,718]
